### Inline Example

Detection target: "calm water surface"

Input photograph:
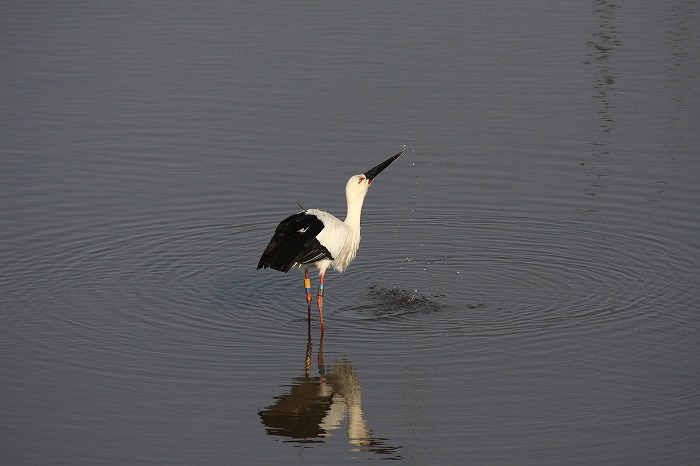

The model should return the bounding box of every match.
[2,1,699,464]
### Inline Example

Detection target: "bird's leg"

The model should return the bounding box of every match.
[304,269,312,306]
[304,269,312,325]
[318,273,325,332]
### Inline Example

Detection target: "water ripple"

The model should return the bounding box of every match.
[3,206,696,386]
[318,212,698,343]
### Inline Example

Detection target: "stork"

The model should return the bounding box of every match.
[257,150,404,330]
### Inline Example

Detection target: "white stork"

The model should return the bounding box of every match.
[257,150,404,330]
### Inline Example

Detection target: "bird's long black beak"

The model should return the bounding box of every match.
[364,149,404,184]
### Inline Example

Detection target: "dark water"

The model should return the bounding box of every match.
[2,1,699,464]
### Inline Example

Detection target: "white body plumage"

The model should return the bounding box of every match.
[305,209,359,274]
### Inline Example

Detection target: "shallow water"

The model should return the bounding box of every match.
[2,1,699,464]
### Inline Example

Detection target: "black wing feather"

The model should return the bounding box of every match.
[257,211,333,272]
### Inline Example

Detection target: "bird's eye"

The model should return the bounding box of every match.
[358,176,365,183]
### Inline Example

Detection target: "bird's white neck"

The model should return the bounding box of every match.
[343,195,365,232]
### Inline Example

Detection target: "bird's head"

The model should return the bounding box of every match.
[345,173,371,203]
[345,149,404,203]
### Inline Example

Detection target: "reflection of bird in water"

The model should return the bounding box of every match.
[258,327,400,458]
[257,150,404,330]
[318,360,371,448]
[258,374,332,442]
[257,361,372,447]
